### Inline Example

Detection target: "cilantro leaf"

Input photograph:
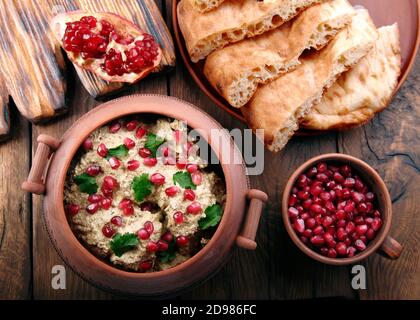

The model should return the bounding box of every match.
[145,133,165,157]
[106,145,129,159]
[199,204,223,229]
[109,233,140,257]
[173,171,196,190]
[157,240,177,263]
[73,173,98,195]
[132,174,153,202]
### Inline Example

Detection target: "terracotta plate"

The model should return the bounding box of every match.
[173,0,420,134]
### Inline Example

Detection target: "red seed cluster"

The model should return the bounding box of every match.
[288,162,383,258]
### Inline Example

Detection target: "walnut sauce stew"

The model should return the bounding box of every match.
[64,117,226,272]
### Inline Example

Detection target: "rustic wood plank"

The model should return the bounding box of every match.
[49,0,175,98]
[0,79,10,141]
[0,0,68,123]
[338,55,420,300]
[0,107,31,299]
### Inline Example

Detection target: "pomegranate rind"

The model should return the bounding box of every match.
[51,11,162,83]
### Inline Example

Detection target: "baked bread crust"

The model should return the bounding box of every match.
[300,25,401,130]
[193,0,227,13]
[177,0,325,62]
[241,9,379,152]
[204,0,355,108]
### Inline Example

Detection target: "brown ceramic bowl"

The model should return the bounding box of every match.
[22,94,268,296]
[282,153,402,265]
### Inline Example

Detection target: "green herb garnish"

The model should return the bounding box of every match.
[199,204,223,229]
[73,173,98,195]
[173,171,196,190]
[109,233,140,257]
[106,145,129,159]
[132,174,153,202]
[145,133,165,157]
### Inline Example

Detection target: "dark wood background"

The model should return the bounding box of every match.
[0,0,419,299]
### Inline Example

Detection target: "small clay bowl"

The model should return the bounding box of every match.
[282,153,402,265]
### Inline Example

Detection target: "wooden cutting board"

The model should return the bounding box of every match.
[0,0,175,130]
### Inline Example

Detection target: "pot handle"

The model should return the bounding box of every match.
[22,134,60,195]
[236,189,268,250]
[379,235,403,259]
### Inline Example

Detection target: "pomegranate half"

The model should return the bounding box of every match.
[51,11,162,83]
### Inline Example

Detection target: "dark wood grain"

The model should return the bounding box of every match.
[0,78,10,141]
[0,1,418,300]
[0,0,68,123]
[0,109,31,299]
[338,56,420,300]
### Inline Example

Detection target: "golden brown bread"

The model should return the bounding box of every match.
[300,24,401,130]
[177,0,325,62]
[241,9,379,152]
[193,0,227,12]
[204,0,355,108]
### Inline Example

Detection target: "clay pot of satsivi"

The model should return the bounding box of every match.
[282,153,403,265]
[22,94,267,297]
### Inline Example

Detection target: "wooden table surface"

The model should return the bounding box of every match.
[0,1,419,300]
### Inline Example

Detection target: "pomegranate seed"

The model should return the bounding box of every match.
[302,199,312,210]
[341,189,351,199]
[366,228,376,240]
[323,232,334,244]
[123,137,135,149]
[165,186,179,197]
[186,163,198,173]
[354,239,366,251]
[373,210,381,218]
[108,157,121,169]
[162,231,173,243]
[86,164,101,176]
[296,174,310,187]
[176,160,187,169]
[146,241,158,253]
[296,205,305,214]
[344,201,355,213]
[347,246,357,257]
[320,247,329,256]
[288,207,299,219]
[371,218,382,231]
[144,221,154,234]
[352,192,365,203]
[354,216,365,225]
[66,204,80,216]
[126,159,140,171]
[83,137,93,151]
[288,194,298,207]
[110,216,122,226]
[345,222,356,234]
[324,201,335,212]
[365,192,375,201]
[173,211,184,224]
[143,157,157,167]
[357,202,369,214]
[333,172,345,183]
[326,180,337,190]
[343,177,356,188]
[337,219,346,228]
[176,236,189,247]
[186,202,202,214]
[157,240,169,251]
[310,235,325,246]
[303,229,313,238]
[119,198,134,215]
[316,173,329,183]
[322,216,333,228]
[86,203,100,214]
[319,192,331,201]
[137,228,150,240]
[150,173,165,185]
[317,162,327,173]
[139,260,152,271]
[301,213,310,220]
[328,248,337,258]
[297,190,310,200]
[340,165,352,177]
[335,209,346,220]
[102,224,115,238]
[109,122,121,133]
[310,204,323,215]
[344,237,352,246]
[360,235,367,244]
[103,175,118,189]
[139,147,152,158]
[125,120,138,131]
[365,217,373,225]
[310,183,323,196]
[88,193,103,203]
[97,143,108,157]
[306,218,316,229]
[313,225,324,235]
[336,228,347,241]
[191,172,203,185]
[293,219,305,233]
[135,127,146,139]
[354,179,364,192]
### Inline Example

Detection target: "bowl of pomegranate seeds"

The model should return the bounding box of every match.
[22,94,267,296]
[282,153,402,265]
